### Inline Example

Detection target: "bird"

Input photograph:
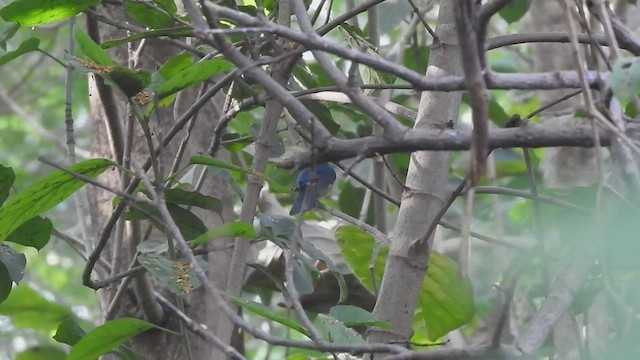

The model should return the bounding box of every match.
[290,163,336,215]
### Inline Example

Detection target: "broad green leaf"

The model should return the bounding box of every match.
[190,155,289,193]
[300,100,340,135]
[107,66,152,97]
[0,37,39,67]
[126,203,207,241]
[151,52,193,89]
[0,244,25,284]
[14,346,66,360]
[0,158,113,243]
[0,263,11,303]
[0,23,20,49]
[138,253,201,294]
[165,187,222,212]
[612,57,640,104]
[221,133,254,153]
[125,0,175,29]
[75,29,115,66]
[0,285,74,330]
[156,59,234,98]
[329,305,390,329]
[230,296,309,336]
[293,261,314,295]
[299,241,348,302]
[418,252,474,340]
[54,318,86,346]
[0,164,15,206]
[0,0,100,26]
[67,318,159,360]
[314,313,365,344]
[101,27,192,49]
[499,0,531,23]
[190,221,257,246]
[488,97,510,126]
[335,225,474,341]
[5,216,52,250]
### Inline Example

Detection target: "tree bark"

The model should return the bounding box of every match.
[86,4,234,359]
[367,2,464,347]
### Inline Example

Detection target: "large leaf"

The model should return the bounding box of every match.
[314,313,365,344]
[138,253,201,294]
[0,37,39,67]
[5,216,52,250]
[0,244,25,284]
[0,158,113,243]
[156,59,234,98]
[230,296,308,336]
[0,263,11,303]
[0,0,100,26]
[14,346,66,360]
[0,164,15,206]
[329,305,390,329]
[54,318,86,346]
[335,225,474,341]
[612,57,640,104]
[151,52,193,89]
[67,318,159,360]
[190,221,257,246]
[190,155,289,193]
[126,203,207,241]
[0,285,74,330]
[75,28,115,66]
[125,0,176,29]
[164,187,222,213]
[498,0,531,23]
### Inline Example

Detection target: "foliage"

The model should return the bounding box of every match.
[0,0,639,359]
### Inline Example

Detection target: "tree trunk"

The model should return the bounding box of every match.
[86,4,234,359]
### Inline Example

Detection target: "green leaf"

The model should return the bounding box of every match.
[75,28,116,66]
[125,0,176,29]
[488,96,511,126]
[138,253,201,294]
[300,100,340,134]
[0,158,113,243]
[190,221,257,246]
[165,187,222,212]
[14,346,67,360]
[0,164,15,206]
[101,27,192,49]
[293,261,314,295]
[612,57,640,104]
[0,23,20,49]
[107,66,152,97]
[0,0,100,26]
[0,263,11,303]
[54,318,86,346]
[329,305,390,329]
[418,252,475,340]
[126,203,207,241]
[335,225,474,341]
[0,285,74,330]
[314,313,365,344]
[67,318,159,360]
[5,216,52,250]
[299,241,348,302]
[0,244,25,284]
[156,59,235,98]
[0,37,39,67]
[230,296,309,336]
[152,52,194,89]
[189,155,289,193]
[498,0,531,23]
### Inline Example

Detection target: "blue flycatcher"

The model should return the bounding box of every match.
[290,163,336,215]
